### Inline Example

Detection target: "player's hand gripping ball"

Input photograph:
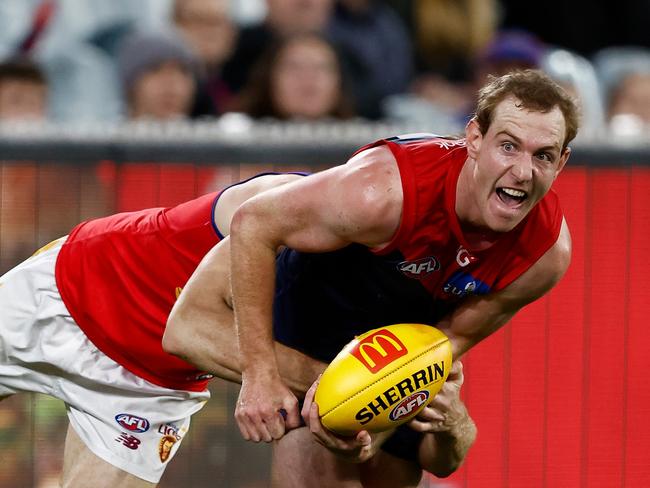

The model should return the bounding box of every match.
[314,323,452,435]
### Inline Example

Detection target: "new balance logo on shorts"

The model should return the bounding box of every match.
[116,432,141,450]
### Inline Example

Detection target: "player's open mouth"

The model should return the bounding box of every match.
[496,187,528,206]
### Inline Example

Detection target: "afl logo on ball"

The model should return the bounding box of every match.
[398,257,440,278]
[115,413,150,433]
[389,391,429,421]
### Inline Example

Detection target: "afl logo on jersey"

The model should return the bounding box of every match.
[398,256,440,278]
[443,271,490,298]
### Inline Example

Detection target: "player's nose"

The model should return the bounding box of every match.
[510,154,533,183]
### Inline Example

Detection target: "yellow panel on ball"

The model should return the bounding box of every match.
[314,323,452,435]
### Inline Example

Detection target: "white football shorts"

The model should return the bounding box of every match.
[0,238,210,483]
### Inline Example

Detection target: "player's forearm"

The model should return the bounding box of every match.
[229,204,283,375]
[165,306,325,396]
[417,410,477,477]
[175,341,324,399]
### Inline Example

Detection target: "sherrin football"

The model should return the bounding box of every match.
[314,323,452,435]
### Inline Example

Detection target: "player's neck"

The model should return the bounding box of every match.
[459,224,499,251]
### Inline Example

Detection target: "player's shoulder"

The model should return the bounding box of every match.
[348,133,465,172]
[504,219,571,302]
[381,133,467,169]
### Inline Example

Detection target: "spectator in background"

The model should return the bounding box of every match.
[0,57,48,120]
[473,30,545,83]
[222,0,335,95]
[173,0,238,117]
[239,33,354,120]
[101,31,215,214]
[328,0,413,119]
[608,72,650,125]
[383,29,545,131]
[117,30,198,121]
[411,0,497,81]
[594,47,650,134]
[541,48,606,139]
[0,57,48,273]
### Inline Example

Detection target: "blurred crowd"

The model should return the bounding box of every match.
[0,0,648,138]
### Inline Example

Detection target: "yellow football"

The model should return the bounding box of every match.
[314,323,452,435]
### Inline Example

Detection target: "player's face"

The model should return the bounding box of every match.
[463,96,570,233]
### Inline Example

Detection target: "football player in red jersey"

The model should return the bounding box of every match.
[166,69,579,485]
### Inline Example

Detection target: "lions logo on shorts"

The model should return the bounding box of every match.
[159,435,177,463]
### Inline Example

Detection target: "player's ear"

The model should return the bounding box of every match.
[465,118,482,159]
[555,146,571,178]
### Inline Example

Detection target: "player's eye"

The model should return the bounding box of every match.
[502,142,515,152]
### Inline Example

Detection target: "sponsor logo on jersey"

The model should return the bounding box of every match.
[350,329,408,373]
[455,246,477,267]
[386,133,440,144]
[115,413,150,433]
[115,432,141,450]
[355,362,445,425]
[443,271,490,298]
[397,256,440,278]
[389,391,430,421]
[435,138,466,150]
[158,423,182,441]
[159,435,178,463]
[386,134,466,149]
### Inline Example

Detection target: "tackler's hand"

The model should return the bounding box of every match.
[235,371,302,443]
[408,360,467,434]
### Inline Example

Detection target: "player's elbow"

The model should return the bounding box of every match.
[421,453,462,479]
[419,419,476,478]
[428,459,461,479]
[230,198,265,239]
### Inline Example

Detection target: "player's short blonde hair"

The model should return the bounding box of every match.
[474,69,580,149]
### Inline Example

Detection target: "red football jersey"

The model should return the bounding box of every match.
[56,192,221,391]
[372,134,563,302]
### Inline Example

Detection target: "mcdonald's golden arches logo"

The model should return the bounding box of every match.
[350,329,408,374]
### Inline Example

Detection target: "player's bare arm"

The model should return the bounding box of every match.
[164,238,326,395]
[229,146,403,442]
[411,361,476,477]
[442,218,571,358]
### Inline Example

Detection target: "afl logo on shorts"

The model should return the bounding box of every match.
[398,256,440,278]
[389,391,430,421]
[115,413,150,433]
